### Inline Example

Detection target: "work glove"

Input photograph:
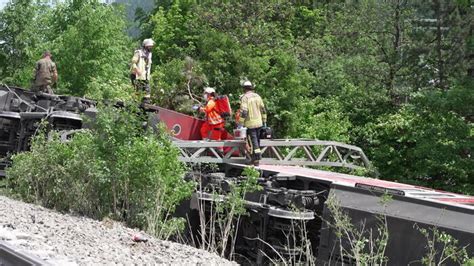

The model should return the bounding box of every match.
[192,105,200,111]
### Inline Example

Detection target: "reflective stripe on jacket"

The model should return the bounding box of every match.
[202,97,224,125]
[130,49,152,81]
[238,91,266,129]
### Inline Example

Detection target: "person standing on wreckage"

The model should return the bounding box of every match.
[130,38,154,103]
[237,80,267,166]
[195,87,226,141]
[32,51,58,94]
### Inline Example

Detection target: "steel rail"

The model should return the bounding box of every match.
[0,241,48,265]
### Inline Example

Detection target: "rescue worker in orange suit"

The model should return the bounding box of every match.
[237,80,267,166]
[196,87,225,141]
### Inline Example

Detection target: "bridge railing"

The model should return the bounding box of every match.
[173,139,371,171]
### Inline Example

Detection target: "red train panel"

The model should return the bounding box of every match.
[154,106,203,140]
[153,106,234,141]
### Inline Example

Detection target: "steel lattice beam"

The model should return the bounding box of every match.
[173,139,371,170]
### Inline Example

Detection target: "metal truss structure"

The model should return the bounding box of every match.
[173,139,371,170]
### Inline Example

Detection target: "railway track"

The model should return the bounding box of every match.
[0,241,47,266]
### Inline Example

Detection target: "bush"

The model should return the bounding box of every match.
[6,103,195,238]
[364,95,473,195]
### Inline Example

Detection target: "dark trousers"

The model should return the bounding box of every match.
[133,79,150,94]
[246,127,262,161]
[133,79,150,103]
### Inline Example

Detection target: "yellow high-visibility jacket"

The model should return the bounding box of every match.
[238,91,267,129]
[130,49,152,81]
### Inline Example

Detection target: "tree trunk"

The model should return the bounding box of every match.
[434,0,445,89]
[389,0,403,105]
[468,25,474,78]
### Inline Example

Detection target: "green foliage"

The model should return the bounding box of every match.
[326,193,389,265]
[6,128,105,212]
[139,0,473,194]
[0,0,133,100]
[151,57,206,114]
[150,2,196,62]
[6,104,194,238]
[49,0,132,96]
[0,0,52,85]
[298,97,351,142]
[201,167,262,258]
[416,225,469,265]
[466,258,474,266]
[365,90,473,194]
[86,76,135,101]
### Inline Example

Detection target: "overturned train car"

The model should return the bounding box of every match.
[1,86,473,265]
[160,104,474,265]
[180,163,474,265]
[0,85,96,173]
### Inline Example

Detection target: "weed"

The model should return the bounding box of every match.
[414,225,469,265]
[197,166,261,260]
[325,193,389,265]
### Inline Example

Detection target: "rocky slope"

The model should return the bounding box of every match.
[0,195,233,265]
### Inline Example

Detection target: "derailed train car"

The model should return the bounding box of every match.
[0,85,96,173]
[0,85,472,265]
[158,104,474,265]
[181,163,473,265]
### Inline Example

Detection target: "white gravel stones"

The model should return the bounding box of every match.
[0,195,234,265]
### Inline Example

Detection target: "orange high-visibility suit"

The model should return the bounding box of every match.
[200,97,225,140]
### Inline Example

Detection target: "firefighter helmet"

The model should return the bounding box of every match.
[204,87,216,94]
[242,80,254,89]
[142,39,155,47]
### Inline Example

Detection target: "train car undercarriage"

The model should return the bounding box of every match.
[1,85,473,265]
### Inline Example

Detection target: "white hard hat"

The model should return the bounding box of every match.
[204,87,216,94]
[242,80,254,88]
[142,38,155,47]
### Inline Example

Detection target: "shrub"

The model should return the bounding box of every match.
[6,103,194,238]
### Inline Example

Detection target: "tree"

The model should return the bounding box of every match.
[49,0,132,97]
[0,0,133,100]
[0,0,51,85]
[406,0,473,90]
[365,90,473,194]
[141,0,473,194]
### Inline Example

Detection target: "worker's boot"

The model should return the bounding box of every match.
[142,94,151,104]
[254,149,262,160]
[252,150,262,166]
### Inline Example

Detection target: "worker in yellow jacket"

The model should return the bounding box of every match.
[237,80,267,166]
[130,38,154,101]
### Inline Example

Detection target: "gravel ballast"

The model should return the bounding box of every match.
[0,195,233,265]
